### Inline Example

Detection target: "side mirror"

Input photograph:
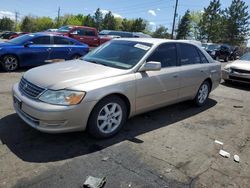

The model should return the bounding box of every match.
[24,41,33,47]
[139,61,161,72]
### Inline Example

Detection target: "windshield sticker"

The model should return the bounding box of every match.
[134,44,150,51]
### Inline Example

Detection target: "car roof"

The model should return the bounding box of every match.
[114,38,202,47]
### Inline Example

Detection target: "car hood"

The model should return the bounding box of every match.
[227,60,250,71]
[23,60,129,90]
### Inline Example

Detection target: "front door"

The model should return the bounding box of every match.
[19,36,51,66]
[135,43,180,114]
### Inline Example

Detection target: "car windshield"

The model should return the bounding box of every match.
[240,53,250,61]
[7,34,34,44]
[207,44,220,50]
[57,26,72,33]
[82,40,152,69]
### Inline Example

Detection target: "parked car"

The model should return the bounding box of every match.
[99,30,152,38]
[12,38,221,138]
[222,52,250,84]
[0,31,16,39]
[0,33,89,71]
[205,43,231,62]
[8,32,29,39]
[51,25,112,47]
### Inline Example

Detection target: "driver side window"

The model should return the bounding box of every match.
[32,36,51,45]
[147,43,177,68]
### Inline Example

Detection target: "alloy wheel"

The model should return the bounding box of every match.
[198,84,209,104]
[97,103,123,134]
[3,56,18,71]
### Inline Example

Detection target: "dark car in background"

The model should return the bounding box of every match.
[203,43,239,62]
[99,30,152,38]
[205,43,231,62]
[0,33,89,71]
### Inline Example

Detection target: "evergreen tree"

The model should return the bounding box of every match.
[152,25,170,38]
[83,14,95,27]
[20,16,36,32]
[176,10,191,39]
[120,18,132,31]
[0,17,14,31]
[93,8,103,31]
[102,11,116,30]
[130,18,146,32]
[223,0,250,45]
[199,0,222,42]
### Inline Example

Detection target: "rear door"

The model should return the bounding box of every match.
[177,43,210,99]
[50,36,74,61]
[19,36,51,66]
[135,43,180,113]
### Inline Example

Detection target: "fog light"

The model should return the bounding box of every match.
[39,120,67,127]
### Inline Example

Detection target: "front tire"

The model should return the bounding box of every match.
[1,55,19,72]
[194,81,210,107]
[87,96,127,138]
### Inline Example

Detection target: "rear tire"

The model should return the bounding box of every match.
[194,81,210,107]
[87,96,127,138]
[1,55,19,72]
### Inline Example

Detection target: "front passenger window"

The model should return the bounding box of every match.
[147,43,177,68]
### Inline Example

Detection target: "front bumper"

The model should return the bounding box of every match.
[12,83,96,133]
[222,70,250,84]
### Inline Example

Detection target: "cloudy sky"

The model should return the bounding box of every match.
[0,0,249,45]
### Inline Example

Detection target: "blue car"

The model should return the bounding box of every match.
[0,33,89,71]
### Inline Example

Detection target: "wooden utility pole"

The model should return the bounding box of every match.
[171,0,178,39]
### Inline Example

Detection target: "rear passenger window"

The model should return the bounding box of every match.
[179,44,201,65]
[198,50,209,64]
[147,43,177,67]
[53,36,72,45]
[84,29,95,36]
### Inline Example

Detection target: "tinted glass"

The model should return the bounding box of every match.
[74,29,84,36]
[58,26,72,33]
[32,36,50,45]
[7,34,33,44]
[240,53,250,61]
[82,40,152,69]
[179,44,201,65]
[53,36,72,45]
[84,29,95,36]
[198,50,209,64]
[147,43,177,67]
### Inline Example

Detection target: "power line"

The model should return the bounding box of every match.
[171,0,178,39]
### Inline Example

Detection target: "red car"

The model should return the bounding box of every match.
[51,25,111,47]
[8,32,29,39]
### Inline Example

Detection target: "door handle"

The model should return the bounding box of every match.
[211,70,217,73]
[173,75,178,78]
[47,48,52,51]
[80,38,83,40]
[200,70,205,73]
[93,38,98,41]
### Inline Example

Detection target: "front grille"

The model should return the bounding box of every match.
[231,68,250,74]
[19,77,45,98]
[229,76,250,83]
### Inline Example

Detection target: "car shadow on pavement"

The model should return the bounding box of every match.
[0,99,217,163]
[221,81,250,91]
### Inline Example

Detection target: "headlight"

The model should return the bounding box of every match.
[39,90,86,105]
